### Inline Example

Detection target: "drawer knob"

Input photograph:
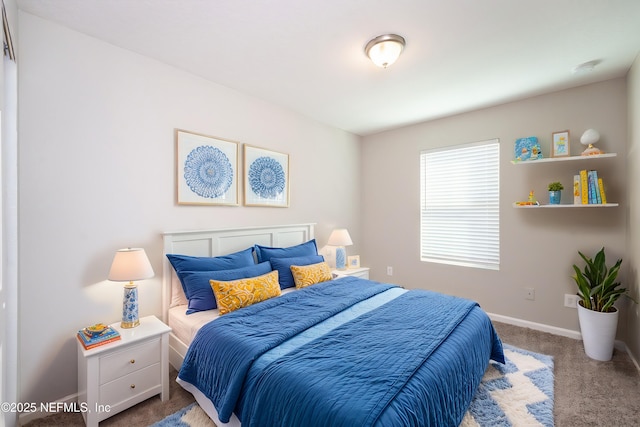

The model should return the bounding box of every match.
[130,384,135,389]
[130,359,135,364]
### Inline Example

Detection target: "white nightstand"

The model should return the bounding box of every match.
[332,267,370,279]
[77,315,171,427]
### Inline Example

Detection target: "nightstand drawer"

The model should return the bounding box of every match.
[99,339,160,384]
[333,267,370,280]
[347,269,369,279]
[99,363,161,408]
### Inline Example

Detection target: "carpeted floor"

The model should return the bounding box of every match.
[493,322,640,427]
[22,321,640,426]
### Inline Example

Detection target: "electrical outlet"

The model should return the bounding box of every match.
[564,294,579,308]
[525,288,535,300]
[387,266,393,276]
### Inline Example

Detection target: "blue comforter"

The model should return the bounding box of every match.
[179,277,504,427]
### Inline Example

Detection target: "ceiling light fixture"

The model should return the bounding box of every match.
[572,59,601,75]
[365,34,405,68]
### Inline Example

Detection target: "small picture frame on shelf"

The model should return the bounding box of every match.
[347,255,360,269]
[514,136,543,161]
[551,130,570,157]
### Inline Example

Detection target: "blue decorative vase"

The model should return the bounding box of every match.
[335,247,346,269]
[549,190,561,205]
[122,285,140,328]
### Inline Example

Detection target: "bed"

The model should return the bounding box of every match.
[162,223,504,427]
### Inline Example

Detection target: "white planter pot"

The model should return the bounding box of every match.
[577,302,618,361]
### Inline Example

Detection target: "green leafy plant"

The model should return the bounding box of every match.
[548,182,564,191]
[571,247,633,312]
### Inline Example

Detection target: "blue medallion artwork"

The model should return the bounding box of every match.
[184,145,233,198]
[248,156,286,199]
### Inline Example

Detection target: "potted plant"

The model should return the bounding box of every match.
[547,181,563,205]
[571,247,635,360]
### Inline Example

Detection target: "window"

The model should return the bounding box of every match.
[420,139,500,270]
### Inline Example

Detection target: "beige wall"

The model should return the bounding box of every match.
[361,79,628,339]
[626,55,640,362]
[18,13,362,405]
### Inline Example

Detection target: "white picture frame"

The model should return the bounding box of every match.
[347,255,360,269]
[244,145,290,207]
[176,129,239,206]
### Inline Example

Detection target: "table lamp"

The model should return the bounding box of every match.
[108,248,154,328]
[580,128,604,156]
[327,229,353,270]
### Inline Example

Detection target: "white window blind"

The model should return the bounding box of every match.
[420,139,500,270]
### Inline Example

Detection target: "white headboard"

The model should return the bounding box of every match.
[161,223,315,322]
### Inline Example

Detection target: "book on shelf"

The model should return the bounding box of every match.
[587,170,599,204]
[577,169,608,205]
[598,178,607,204]
[579,169,589,204]
[594,171,602,204]
[573,175,581,205]
[77,325,121,350]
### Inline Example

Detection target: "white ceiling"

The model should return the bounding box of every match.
[16,0,640,136]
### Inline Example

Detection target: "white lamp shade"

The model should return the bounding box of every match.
[580,129,600,146]
[327,229,353,247]
[108,248,154,282]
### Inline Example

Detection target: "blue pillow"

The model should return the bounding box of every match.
[167,248,254,293]
[180,262,272,314]
[254,239,318,263]
[270,255,324,289]
[167,247,255,274]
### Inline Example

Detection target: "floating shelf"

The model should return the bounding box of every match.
[512,203,619,209]
[511,153,616,165]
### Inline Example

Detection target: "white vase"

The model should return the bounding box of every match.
[577,302,618,361]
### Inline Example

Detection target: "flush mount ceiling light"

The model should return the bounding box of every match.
[572,59,601,75]
[365,34,405,68]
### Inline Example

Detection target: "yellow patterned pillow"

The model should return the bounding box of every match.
[290,262,333,289]
[210,270,281,315]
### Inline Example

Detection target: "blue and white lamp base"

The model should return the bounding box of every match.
[335,246,347,270]
[122,284,140,328]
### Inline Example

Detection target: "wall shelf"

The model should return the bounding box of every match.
[511,152,618,207]
[513,203,619,209]
[510,153,616,165]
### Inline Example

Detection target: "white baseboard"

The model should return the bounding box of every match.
[17,392,79,426]
[620,342,640,373]
[488,312,640,374]
[488,312,582,340]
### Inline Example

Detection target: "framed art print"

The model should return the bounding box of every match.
[347,255,360,269]
[514,136,543,161]
[551,130,570,157]
[176,129,239,206]
[244,145,290,207]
